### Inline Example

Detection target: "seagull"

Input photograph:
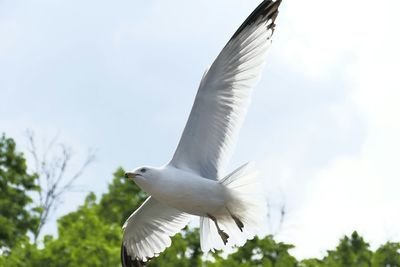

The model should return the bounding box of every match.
[121,0,282,266]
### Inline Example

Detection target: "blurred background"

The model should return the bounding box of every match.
[1,0,400,265]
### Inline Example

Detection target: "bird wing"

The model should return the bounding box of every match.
[170,0,282,180]
[121,197,193,265]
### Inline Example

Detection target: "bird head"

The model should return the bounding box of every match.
[124,166,160,189]
[125,167,150,179]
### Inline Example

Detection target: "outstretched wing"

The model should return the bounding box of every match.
[170,0,282,180]
[121,197,193,266]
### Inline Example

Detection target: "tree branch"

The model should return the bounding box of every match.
[25,130,95,242]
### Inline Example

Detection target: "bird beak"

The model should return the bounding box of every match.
[124,172,136,179]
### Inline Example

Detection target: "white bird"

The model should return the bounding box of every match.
[121,0,282,266]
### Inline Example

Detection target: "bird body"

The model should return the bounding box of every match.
[132,165,228,217]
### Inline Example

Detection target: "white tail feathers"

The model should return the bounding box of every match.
[200,162,268,252]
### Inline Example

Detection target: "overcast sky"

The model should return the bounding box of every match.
[1,0,400,259]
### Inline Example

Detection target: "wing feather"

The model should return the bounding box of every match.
[121,197,193,265]
[170,0,282,179]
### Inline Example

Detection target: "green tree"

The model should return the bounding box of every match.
[300,258,324,267]
[371,242,400,267]
[324,232,372,267]
[301,236,400,267]
[0,237,41,267]
[0,134,39,249]
[37,193,121,267]
[1,167,147,267]
[25,131,95,241]
[1,193,121,267]
[209,235,297,267]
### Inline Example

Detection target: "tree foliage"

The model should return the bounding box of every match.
[323,232,372,267]
[371,242,400,267]
[207,236,297,267]
[0,134,39,250]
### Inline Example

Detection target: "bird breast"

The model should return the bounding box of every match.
[150,167,228,216]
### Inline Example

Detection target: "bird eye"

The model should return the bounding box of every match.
[140,168,146,173]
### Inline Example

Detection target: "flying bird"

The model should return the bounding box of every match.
[121,0,282,265]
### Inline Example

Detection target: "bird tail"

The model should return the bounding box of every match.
[199,162,268,252]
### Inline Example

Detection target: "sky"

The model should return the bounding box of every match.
[1,0,400,259]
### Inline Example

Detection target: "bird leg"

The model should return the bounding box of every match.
[232,215,244,232]
[207,214,229,245]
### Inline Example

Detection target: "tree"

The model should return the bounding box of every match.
[36,193,121,267]
[300,258,324,267]
[371,242,400,267]
[1,167,147,267]
[210,235,297,267]
[1,193,121,267]
[301,231,374,267]
[0,237,41,267]
[25,131,95,241]
[0,134,39,250]
[323,231,372,267]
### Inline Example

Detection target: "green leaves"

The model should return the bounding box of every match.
[324,231,372,267]
[0,134,39,249]
[300,231,400,267]
[207,236,297,267]
[39,193,121,267]
[371,242,400,267]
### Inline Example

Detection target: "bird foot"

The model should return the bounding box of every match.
[218,229,229,245]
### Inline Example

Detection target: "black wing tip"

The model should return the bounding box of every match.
[231,0,282,40]
[121,244,146,267]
